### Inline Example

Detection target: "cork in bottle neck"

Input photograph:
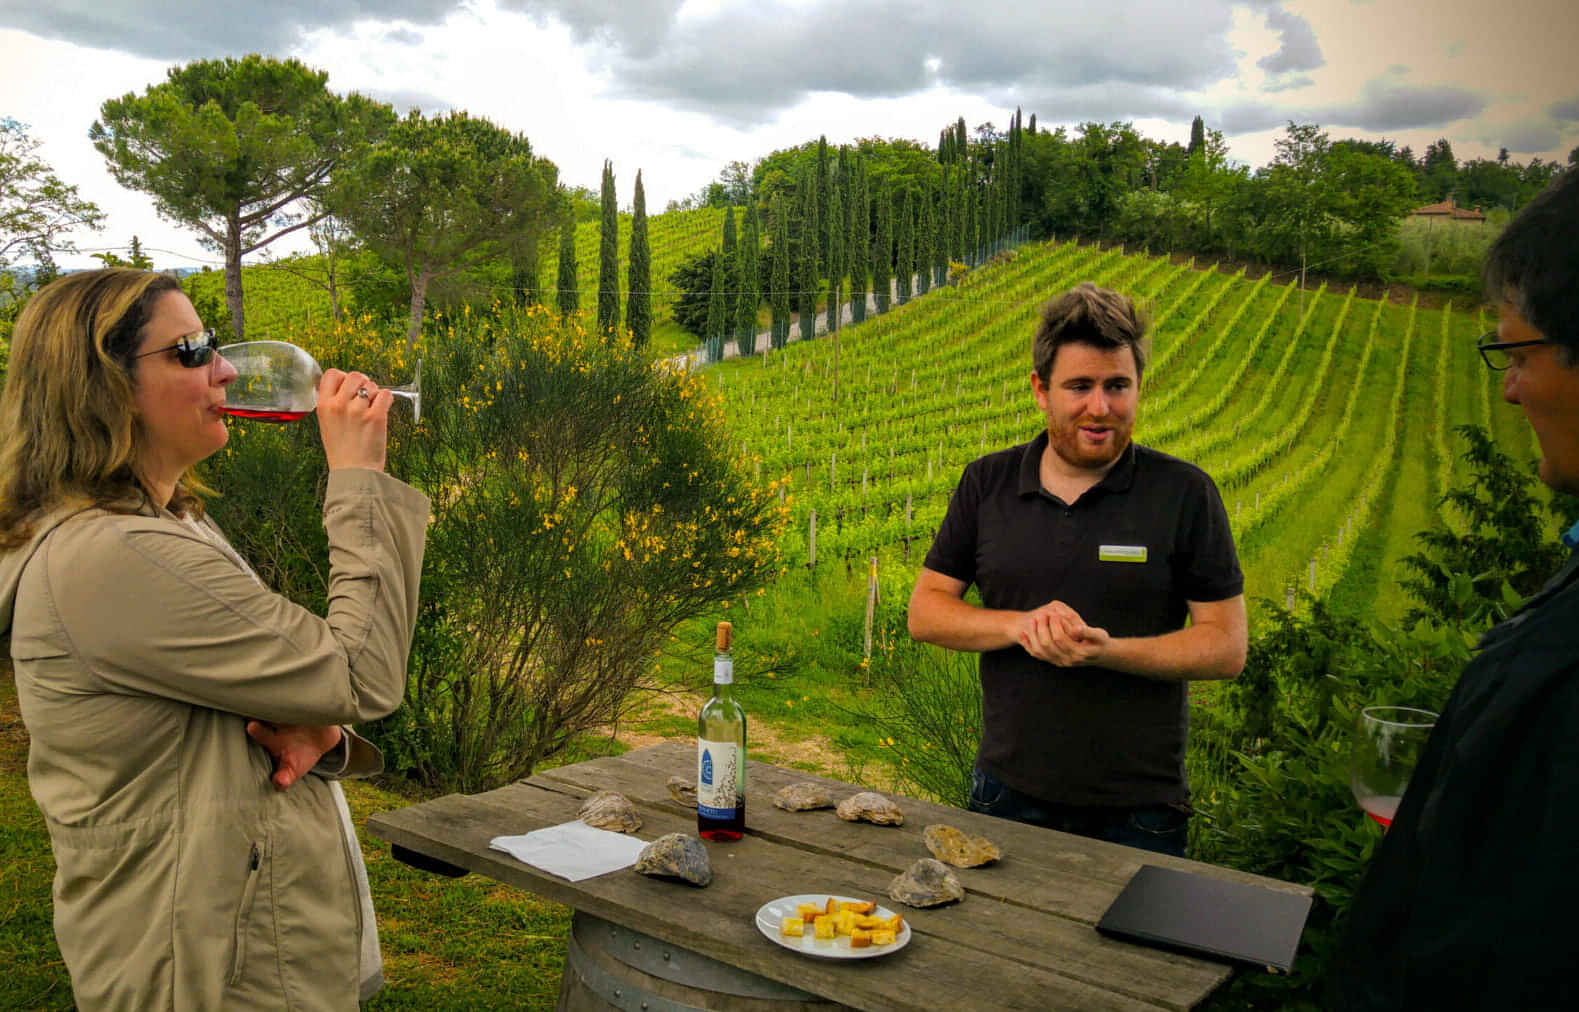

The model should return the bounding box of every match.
[715,621,733,652]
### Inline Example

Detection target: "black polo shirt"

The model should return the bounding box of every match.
[923,433,1243,807]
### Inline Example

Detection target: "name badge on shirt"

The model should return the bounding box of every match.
[1099,545,1148,564]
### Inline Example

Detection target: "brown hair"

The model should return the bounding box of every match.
[1032,281,1150,383]
[0,269,208,548]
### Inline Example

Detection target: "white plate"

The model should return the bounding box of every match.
[755,893,912,960]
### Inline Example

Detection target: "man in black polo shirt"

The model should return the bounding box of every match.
[908,281,1246,857]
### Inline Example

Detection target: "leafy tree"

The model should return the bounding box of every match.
[597,159,619,338]
[556,207,579,317]
[770,193,791,349]
[735,203,760,354]
[0,118,104,270]
[667,249,735,341]
[91,56,389,339]
[1257,122,1334,289]
[1420,138,1459,202]
[91,235,156,271]
[1174,127,1246,248]
[873,185,892,313]
[330,110,557,347]
[627,169,651,347]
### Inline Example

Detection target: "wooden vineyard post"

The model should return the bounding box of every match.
[864,557,879,659]
[1308,559,1316,592]
[1286,583,1295,612]
[808,510,817,568]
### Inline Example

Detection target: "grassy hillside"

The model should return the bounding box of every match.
[707,238,1528,623]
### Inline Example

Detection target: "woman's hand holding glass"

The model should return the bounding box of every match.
[316,369,390,473]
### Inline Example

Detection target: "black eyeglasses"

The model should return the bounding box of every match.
[1477,330,1552,371]
[133,329,220,368]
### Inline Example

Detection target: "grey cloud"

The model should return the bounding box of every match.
[608,1,1243,123]
[366,88,453,116]
[1257,5,1324,74]
[1489,121,1563,153]
[0,1,457,61]
[384,27,425,46]
[0,0,684,63]
[1315,74,1484,130]
[1549,96,1579,121]
[1217,72,1486,137]
[1261,74,1313,94]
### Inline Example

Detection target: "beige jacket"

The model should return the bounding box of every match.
[0,469,429,1011]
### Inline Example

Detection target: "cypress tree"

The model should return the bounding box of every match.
[627,169,651,347]
[917,184,933,296]
[797,166,817,340]
[722,205,737,260]
[953,166,968,265]
[555,210,578,317]
[825,170,843,334]
[770,193,790,349]
[848,158,868,325]
[934,184,950,287]
[705,249,726,361]
[1029,112,1036,134]
[816,135,830,271]
[955,117,967,157]
[1188,115,1205,156]
[597,159,620,338]
[873,185,892,314]
[735,203,759,355]
[896,189,913,304]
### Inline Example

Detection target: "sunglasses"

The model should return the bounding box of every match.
[133,329,220,368]
[1476,330,1552,371]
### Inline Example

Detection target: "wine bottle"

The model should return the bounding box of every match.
[697,621,746,841]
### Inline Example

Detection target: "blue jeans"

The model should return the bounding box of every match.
[967,766,1189,858]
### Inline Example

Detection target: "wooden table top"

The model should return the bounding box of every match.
[367,740,1312,1011]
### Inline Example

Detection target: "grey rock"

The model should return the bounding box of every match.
[888,857,965,908]
[773,783,834,811]
[666,776,698,808]
[578,791,642,833]
[633,832,713,887]
[923,824,1001,867]
[835,791,904,826]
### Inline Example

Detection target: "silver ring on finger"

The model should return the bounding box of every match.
[356,386,370,400]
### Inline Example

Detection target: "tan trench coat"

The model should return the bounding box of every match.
[0,469,429,1010]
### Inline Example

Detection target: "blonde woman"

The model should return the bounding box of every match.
[0,269,429,1009]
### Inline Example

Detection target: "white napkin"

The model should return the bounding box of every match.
[489,820,648,882]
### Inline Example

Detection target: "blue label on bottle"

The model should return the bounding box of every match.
[698,803,737,819]
[700,748,714,786]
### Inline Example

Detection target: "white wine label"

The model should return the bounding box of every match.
[697,739,741,817]
[713,657,734,684]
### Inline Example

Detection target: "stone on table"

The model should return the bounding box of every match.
[923,823,1001,867]
[888,857,965,908]
[773,783,834,811]
[578,791,642,833]
[836,791,904,826]
[634,833,713,887]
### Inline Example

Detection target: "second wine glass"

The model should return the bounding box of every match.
[220,340,421,423]
[1348,705,1438,829]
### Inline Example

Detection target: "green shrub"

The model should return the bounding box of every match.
[206,303,785,793]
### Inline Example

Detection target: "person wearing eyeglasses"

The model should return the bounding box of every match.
[1332,170,1579,1008]
[0,269,429,1009]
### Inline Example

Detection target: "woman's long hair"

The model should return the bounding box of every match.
[0,269,210,548]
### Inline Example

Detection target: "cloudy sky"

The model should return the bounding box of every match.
[2,0,1575,269]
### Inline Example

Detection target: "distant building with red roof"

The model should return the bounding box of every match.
[1411,197,1487,222]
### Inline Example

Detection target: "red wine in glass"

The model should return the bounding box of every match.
[1349,706,1436,832]
[219,340,420,423]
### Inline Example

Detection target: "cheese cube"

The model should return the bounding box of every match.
[871,929,897,946]
[833,910,857,936]
[813,915,836,940]
[849,928,871,948]
[781,917,805,938]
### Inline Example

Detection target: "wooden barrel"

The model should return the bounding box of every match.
[557,910,841,1011]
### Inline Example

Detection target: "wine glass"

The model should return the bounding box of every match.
[219,340,421,423]
[1348,706,1437,829]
